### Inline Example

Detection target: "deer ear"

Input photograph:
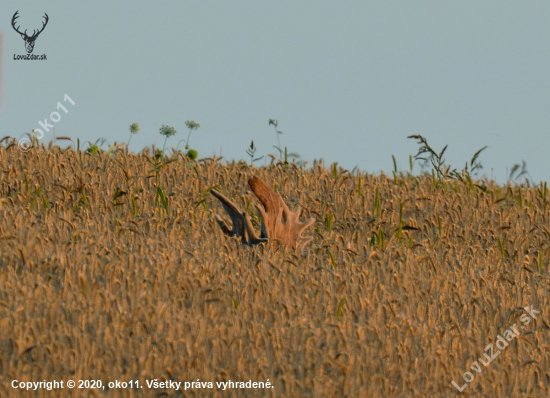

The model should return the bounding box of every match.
[20,34,25,40]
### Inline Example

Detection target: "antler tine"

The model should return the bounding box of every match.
[249,177,284,239]
[211,189,242,234]
[38,13,49,35]
[11,11,24,36]
[30,13,49,38]
[290,204,316,236]
[211,188,266,246]
[242,211,266,245]
[249,177,315,250]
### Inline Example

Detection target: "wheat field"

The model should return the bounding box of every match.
[0,143,549,397]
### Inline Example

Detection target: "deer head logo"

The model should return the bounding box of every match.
[11,11,49,54]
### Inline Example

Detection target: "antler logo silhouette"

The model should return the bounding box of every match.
[12,11,49,54]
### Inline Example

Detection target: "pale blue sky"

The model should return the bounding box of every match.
[1,2,549,183]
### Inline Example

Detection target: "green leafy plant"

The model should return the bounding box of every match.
[108,142,125,157]
[268,119,301,165]
[357,175,363,199]
[537,181,548,200]
[131,187,140,217]
[370,229,386,250]
[86,144,100,156]
[159,125,177,154]
[331,162,339,179]
[127,123,140,151]
[408,135,488,189]
[336,297,346,321]
[463,146,487,177]
[396,202,404,242]
[246,141,264,165]
[156,186,169,217]
[79,192,91,211]
[186,149,198,160]
[329,250,337,268]
[29,185,48,210]
[509,161,529,183]
[86,138,107,156]
[325,213,335,233]
[373,186,381,220]
[195,185,220,212]
[392,154,399,183]
[145,144,177,218]
[408,135,449,180]
[269,118,283,159]
[176,120,201,159]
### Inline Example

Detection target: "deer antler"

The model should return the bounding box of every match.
[11,11,49,39]
[211,177,315,251]
[11,11,24,36]
[211,188,268,246]
[32,13,49,39]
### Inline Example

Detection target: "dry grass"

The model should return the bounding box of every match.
[1,143,550,397]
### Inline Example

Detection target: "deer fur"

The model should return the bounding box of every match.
[211,177,315,251]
